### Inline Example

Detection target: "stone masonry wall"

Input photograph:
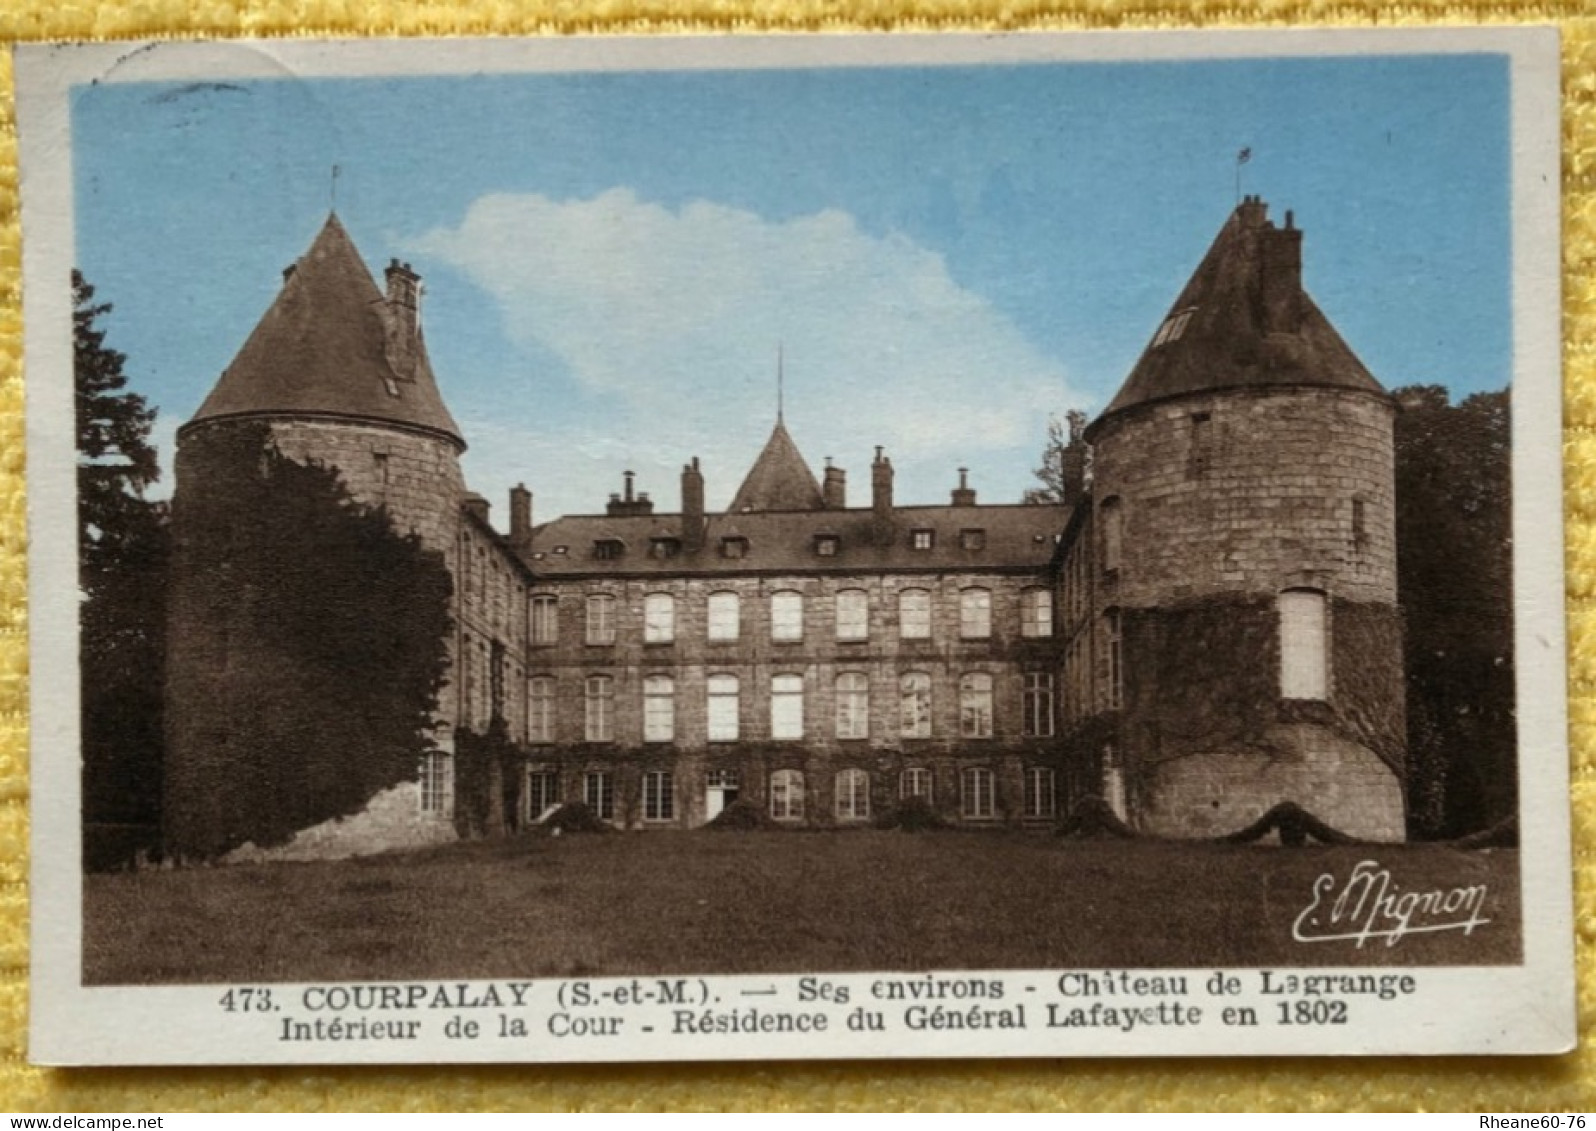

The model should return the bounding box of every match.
[1091,387,1397,607]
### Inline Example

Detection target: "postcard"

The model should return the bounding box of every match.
[18,28,1571,1063]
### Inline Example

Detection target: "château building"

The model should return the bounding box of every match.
[162,196,1407,859]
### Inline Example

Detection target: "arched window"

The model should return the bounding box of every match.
[585,594,616,645]
[707,591,740,641]
[707,674,740,742]
[836,588,869,641]
[643,675,675,743]
[959,672,994,738]
[1020,588,1054,638]
[642,770,675,822]
[584,675,614,742]
[836,672,869,739]
[1023,766,1057,819]
[644,593,675,644]
[900,767,933,803]
[1278,589,1329,700]
[898,588,932,640]
[900,672,932,738]
[961,767,995,819]
[771,589,804,641]
[528,675,555,743]
[1100,496,1123,573]
[959,587,992,639]
[771,673,804,740]
[770,769,805,820]
[835,769,871,821]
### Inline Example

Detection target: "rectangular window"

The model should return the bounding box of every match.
[707,675,740,741]
[643,675,675,743]
[771,590,804,642]
[1021,589,1054,638]
[708,591,740,641]
[583,771,614,821]
[770,769,805,821]
[835,673,870,739]
[960,589,992,639]
[644,593,675,644]
[899,588,932,640]
[1104,610,1123,711]
[1279,590,1329,700]
[530,595,558,645]
[771,674,804,740]
[815,535,839,557]
[420,753,453,815]
[960,528,986,551]
[642,771,675,822]
[593,539,624,560]
[525,768,559,821]
[960,673,994,739]
[586,594,616,645]
[961,767,995,820]
[584,675,614,742]
[836,589,869,641]
[1101,498,1123,573]
[834,769,871,821]
[1023,672,1055,738]
[900,672,932,738]
[1023,767,1057,819]
[489,641,505,721]
[528,676,555,743]
[911,528,935,551]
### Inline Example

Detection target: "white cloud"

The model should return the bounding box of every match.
[406,189,1080,515]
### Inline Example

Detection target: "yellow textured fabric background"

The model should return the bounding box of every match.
[0,6,1588,1112]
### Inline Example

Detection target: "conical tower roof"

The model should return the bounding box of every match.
[727,418,825,513]
[1097,198,1385,425]
[186,214,464,447]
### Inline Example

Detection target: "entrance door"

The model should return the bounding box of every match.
[705,769,741,821]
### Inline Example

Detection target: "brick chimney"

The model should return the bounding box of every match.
[509,483,532,552]
[871,446,894,546]
[1260,207,1303,336]
[606,470,655,517]
[682,457,706,553]
[823,458,847,509]
[951,467,976,507]
[384,259,422,378]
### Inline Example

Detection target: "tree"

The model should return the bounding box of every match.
[164,423,454,859]
[1022,409,1089,505]
[1393,385,1514,837]
[75,271,169,868]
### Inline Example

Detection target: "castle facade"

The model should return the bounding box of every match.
[163,198,1408,859]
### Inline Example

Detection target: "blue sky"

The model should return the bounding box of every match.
[71,51,1511,522]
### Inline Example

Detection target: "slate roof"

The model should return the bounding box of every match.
[727,419,826,513]
[186,214,465,447]
[523,502,1069,579]
[1099,198,1386,424]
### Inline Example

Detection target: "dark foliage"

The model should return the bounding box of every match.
[1021,409,1089,505]
[1056,795,1138,840]
[540,801,611,835]
[705,799,779,831]
[163,422,451,858]
[1393,386,1515,837]
[76,272,168,869]
[1219,801,1359,846]
[872,794,947,831]
[453,723,518,839]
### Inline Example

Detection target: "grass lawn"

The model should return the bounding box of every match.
[83,831,1521,984]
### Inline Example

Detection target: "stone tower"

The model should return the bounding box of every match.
[164,214,469,858]
[1083,197,1406,840]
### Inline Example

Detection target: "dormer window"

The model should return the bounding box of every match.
[650,537,682,560]
[911,529,935,551]
[960,528,986,551]
[593,538,624,561]
[721,536,749,560]
[1152,306,1198,349]
[814,535,839,557]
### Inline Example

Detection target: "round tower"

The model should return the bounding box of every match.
[165,215,468,859]
[1084,197,1406,841]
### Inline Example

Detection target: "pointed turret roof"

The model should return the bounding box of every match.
[727,418,825,513]
[186,214,464,447]
[1097,197,1386,424]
